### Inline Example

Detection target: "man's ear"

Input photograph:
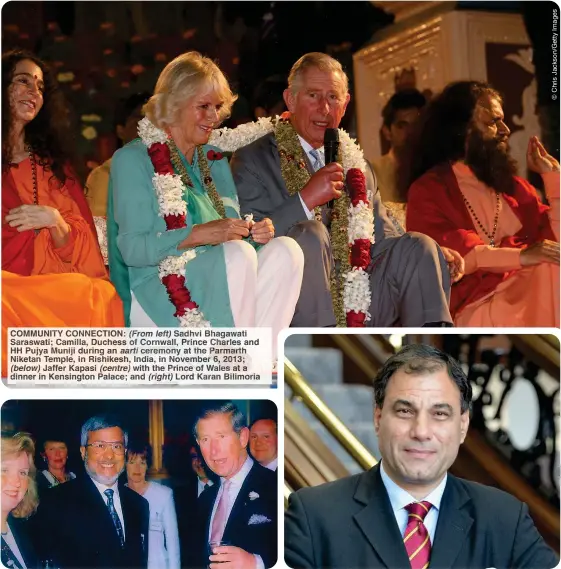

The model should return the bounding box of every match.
[342,92,351,115]
[283,88,295,114]
[459,412,470,444]
[374,406,382,434]
[239,427,250,449]
[382,124,392,143]
[80,446,86,461]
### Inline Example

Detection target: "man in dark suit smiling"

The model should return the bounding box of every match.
[189,402,277,569]
[34,414,149,568]
[285,344,558,569]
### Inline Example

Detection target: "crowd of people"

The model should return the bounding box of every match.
[1,403,279,569]
[1,29,560,373]
[2,44,559,361]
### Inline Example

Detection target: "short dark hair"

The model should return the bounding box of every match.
[126,440,152,469]
[192,401,247,440]
[382,88,427,128]
[373,344,472,414]
[252,76,286,114]
[114,92,150,131]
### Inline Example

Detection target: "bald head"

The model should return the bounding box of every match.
[249,419,278,467]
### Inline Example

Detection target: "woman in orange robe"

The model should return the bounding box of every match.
[2,49,123,377]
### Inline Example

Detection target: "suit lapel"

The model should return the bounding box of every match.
[120,485,144,552]
[223,463,260,540]
[353,466,410,569]
[202,480,220,541]
[430,475,473,568]
[80,476,124,552]
[267,134,290,199]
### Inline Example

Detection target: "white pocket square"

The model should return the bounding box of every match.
[248,514,272,525]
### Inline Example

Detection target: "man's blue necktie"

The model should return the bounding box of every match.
[309,148,324,172]
[104,489,125,548]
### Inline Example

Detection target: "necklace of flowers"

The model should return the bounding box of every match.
[138,116,227,327]
[210,115,374,327]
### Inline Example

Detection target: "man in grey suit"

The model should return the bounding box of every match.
[231,52,463,327]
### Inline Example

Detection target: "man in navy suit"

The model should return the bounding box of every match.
[188,402,277,569]
[33,415,149,568]
[285,344,558,569]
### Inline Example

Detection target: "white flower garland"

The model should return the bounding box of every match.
[139,115,374,327]
[211,116,374,324]
[138,117,210,327]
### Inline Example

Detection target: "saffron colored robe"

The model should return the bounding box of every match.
[2,160,124,377]
[406,162,559,326]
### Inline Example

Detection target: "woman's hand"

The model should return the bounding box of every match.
[5,204,63,231]
[527,136,560,174]
[441,246,465,283]
[250,218,275,244]
[178,218,251,249]
[520,240,560,266]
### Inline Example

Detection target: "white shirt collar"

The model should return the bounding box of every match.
[91,476,120,499]
[220,454,253,488]
[263,457,278,471]
[297,134,324,160]
[379,460,447,514]
[197,477,213,496]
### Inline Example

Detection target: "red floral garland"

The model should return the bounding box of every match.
[148,141,201,319]
[346,167,371,327]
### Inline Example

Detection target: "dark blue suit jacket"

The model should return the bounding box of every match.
[7,514,40,569]
[33,474,149,569]
[285,464,558,569]
[189,461,277,568]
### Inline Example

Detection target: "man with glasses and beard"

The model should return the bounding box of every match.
[33,415,149,568]
[405,81,559,327]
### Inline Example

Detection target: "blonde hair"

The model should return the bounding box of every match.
[143,51,238,129]
[288,52,349,96]
[1,432,38,518]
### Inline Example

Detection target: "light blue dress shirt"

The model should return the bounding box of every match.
[379,460,447,545]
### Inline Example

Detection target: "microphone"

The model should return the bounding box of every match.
[324,128,339,209]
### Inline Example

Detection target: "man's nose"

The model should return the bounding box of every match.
[410,414,432,440]
[498,121,510,137]
[102,445,115,457]
[316,96,330,115]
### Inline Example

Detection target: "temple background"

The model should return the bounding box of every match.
[3,1,555,178]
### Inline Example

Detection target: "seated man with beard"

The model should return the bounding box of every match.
[406,81,559,327]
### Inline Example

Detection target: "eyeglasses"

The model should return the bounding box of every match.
[85,442,126,454]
